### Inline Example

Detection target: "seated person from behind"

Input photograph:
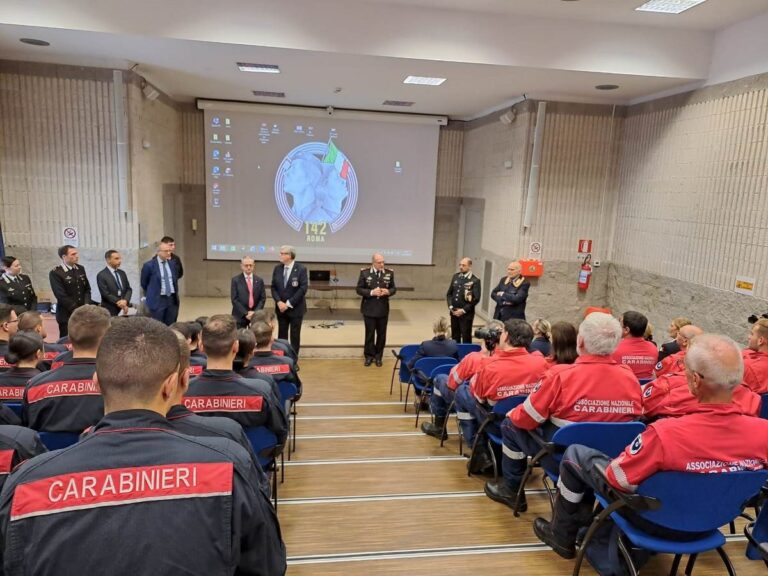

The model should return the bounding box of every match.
[654,324,702,378]
[0,304,19,373]
[0,332,43,404]
[742,318,768,393]
[0,425,47,491]
[407,317,459,399]
[484,312,642,511]
[188,321,207,367]
[250,309,299,368]
[17,311,69,370]
[544,321,579,368]
[454,319,550,472]
[170,321,207,376]
[420,320,504,441]
[0,317,286,575]
[529,319,551,357]
[165,330,268,496]
[184,314,288,448]
[611,310,658,380]
[23,305,110,434]
[246,321,302,400]
[534,333,768,562]
[233,328,280,400]
[657,316,691,362]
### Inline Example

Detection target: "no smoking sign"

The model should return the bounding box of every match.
[62,226,79,247]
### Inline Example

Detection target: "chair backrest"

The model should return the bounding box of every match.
[491,395,526,417]
[397,345,421,382]
[552,421,646,458]
[411,357,458,382]
[278,381,299,413]
[746,493,768,560]
[457,343,481,360]
[244,426,279,469]
[5,402,22,417]
[760,393,768,419]
[38,431,80,450]
[636,470,768,533]
[429,364,455,380]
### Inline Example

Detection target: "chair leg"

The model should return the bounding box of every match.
[272,462,278,509]
[616,536,639,576]
[715,547,736,576]
[488,439,499,483]
[440,400,455,448]
[291,401,297,454]
[728,520,736,534]
[280,452,285,484]
[389,360,399,395]
[403,384,412,412]
[514,461,536,517]
[683,553,697,576]
[668,554,682,576]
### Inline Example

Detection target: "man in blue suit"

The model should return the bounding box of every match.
[141,241,180,325]
[270,245,308,355]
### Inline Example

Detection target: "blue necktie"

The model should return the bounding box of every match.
[113,270,122,292]
[163,261,173,296]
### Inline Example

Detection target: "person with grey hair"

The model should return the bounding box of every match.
[534,333,768,567]
[231,256,265,328]
[484,313,642,511]
[357,253,397,366]
[270,245,308,354]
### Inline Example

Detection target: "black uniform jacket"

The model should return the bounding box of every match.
[356,267,397,318]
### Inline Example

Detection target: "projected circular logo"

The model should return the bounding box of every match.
[275,141,358,235]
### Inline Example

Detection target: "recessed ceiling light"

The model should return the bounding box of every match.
[252,90,285,98]
[19,38,50,46]
[237,62,280,74]
[403,76,446,86]
[595,84,620,91]
[635,0,707,14]
[383,100,415,107]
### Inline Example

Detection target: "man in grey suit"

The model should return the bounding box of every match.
[96,250,133,316]
[231,257,266,328]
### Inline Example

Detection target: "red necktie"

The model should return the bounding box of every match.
[246,276,254,309]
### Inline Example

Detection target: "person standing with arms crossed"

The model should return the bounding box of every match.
[357,253,396,367]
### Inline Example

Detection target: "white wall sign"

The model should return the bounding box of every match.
[529,241,542,257]
[62,226,79,247]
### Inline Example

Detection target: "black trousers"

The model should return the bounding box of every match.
[451,312,474,344]
[277,313,303,355]
[363,315,388,360]
[57,320,69,338]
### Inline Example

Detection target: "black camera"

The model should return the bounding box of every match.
[474,327,502,352]
[748,313,768,324]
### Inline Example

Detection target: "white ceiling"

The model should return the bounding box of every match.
[1,0,767,119]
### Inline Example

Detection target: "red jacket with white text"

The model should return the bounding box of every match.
[611,337,658,380]
[742,349,768,394]
[510,354,642,430]
[470,348,549,404]
[642,373,760,419]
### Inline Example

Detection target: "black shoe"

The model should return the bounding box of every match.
[421,420,448,440]
[468,449,495,476]
[533,518,576,560]
[375,358,383,367]
[484,481,527,512]
[364,357,373,366]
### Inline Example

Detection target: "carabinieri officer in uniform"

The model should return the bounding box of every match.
[446,257,481,344]
[491,260,530,321]
[357,253,396,367]
[0,256,37,316]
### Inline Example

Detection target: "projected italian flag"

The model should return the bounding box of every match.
[322,140,351,180]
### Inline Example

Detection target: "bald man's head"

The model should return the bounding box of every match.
[372,253,385,271]
[677,325,703,350]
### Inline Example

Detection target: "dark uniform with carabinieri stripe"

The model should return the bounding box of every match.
[0,273,37,316]
[446,271,481,344]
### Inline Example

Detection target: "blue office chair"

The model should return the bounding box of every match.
[513,421,646,516]
[403,357,457,413]
[457,343,481,360]
[38,431,81,450]
[390,344,419,401]
[244,426,282,508]
[745,488,768,567]
[415,363,455,429]
[278,381,299,457]
[575,469,768,576]
[467,395,526,480]
[4,402,22,418]
[759,393,768,419]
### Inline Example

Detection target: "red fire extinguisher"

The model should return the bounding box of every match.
[578,254,592,291]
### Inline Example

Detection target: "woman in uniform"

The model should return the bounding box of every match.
[0,256,37,315]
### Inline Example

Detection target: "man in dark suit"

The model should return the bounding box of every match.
[356,253,396,367]
[140,241,180,326]
[49,245,92,337]
[231,256,265,328]
[270,245,308,355]
[161,235,184,280]
[491,261,530,321]
[446,257,481,344]
[96,250,133,316]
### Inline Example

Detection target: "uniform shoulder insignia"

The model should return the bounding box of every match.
[512,277,524,288]
[360,267,368,271]
[385,268,394,273]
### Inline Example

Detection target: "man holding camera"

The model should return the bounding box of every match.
[446,257,481,344]
[454,320,549,473]
[421,320,503,440]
